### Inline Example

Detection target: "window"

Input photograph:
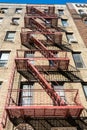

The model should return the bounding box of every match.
[5,31,16,42]
[0,18,3,24]
[82,84,87,98]
[78,9,85,15]
[58,9,64,15]
[11,18,19,25]
[66,33,77,43]
[1,8,8,13]
[52,82,65,100]
[66,33,74,41]
[49,52,58,66]
[73,53,85,68]
[19,83,34,106]
[15,8,22,14]
[44,9,48,14]
[45,20,51,27]
[25,52,34,64]
[0,51,10,67]
[61,19,68,27]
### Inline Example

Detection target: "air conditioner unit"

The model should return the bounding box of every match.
[69,39,77,44]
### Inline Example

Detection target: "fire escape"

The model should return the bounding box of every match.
[5,5,83,127]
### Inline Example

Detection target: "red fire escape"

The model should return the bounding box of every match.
[5,5,83,124]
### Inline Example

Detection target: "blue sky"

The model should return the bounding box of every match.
[0,0,86,4]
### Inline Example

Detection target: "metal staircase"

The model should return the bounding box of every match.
[27,60,66,106]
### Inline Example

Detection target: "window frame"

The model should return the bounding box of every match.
[61,19,68,27]
[66,33,74,41]
[15,8,22,14]
[1,8,8,13]
[78,9,84,14]
[58,9,64,15]
[0,51,10,67]
[24,51,35,65]
[19,82,34,106]
[12,18,20,25]
[5,31,16,42]
[73,52,85,68]
[52,82,65,100]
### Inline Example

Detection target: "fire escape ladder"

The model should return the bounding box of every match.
[30,36,55,58]
[31,18,47,32]
[27,61,66,106]
[32,7,47,16]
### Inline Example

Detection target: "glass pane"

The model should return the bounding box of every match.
[22,85,31,96]
[83,85,87,96]
[0,53,9,60]
[58,10,64,15]
[6,32,15,41]
[0,60,7,67]
[26,53,34,58]
[22,97,31,106]
[62,20,68,27]
[53,85,65,98]
[73,53,84,68]
[8,32,15,38]
[67,34,73,41]
[16,9,22,13]
[73,54,80,61]
[25,53,34,64]
[84,20,87,24]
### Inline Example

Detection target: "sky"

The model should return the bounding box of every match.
[0,0,86,4]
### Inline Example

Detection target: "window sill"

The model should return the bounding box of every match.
[76,67,87,70]
[4,40,14,43]
[0,66,8,69]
